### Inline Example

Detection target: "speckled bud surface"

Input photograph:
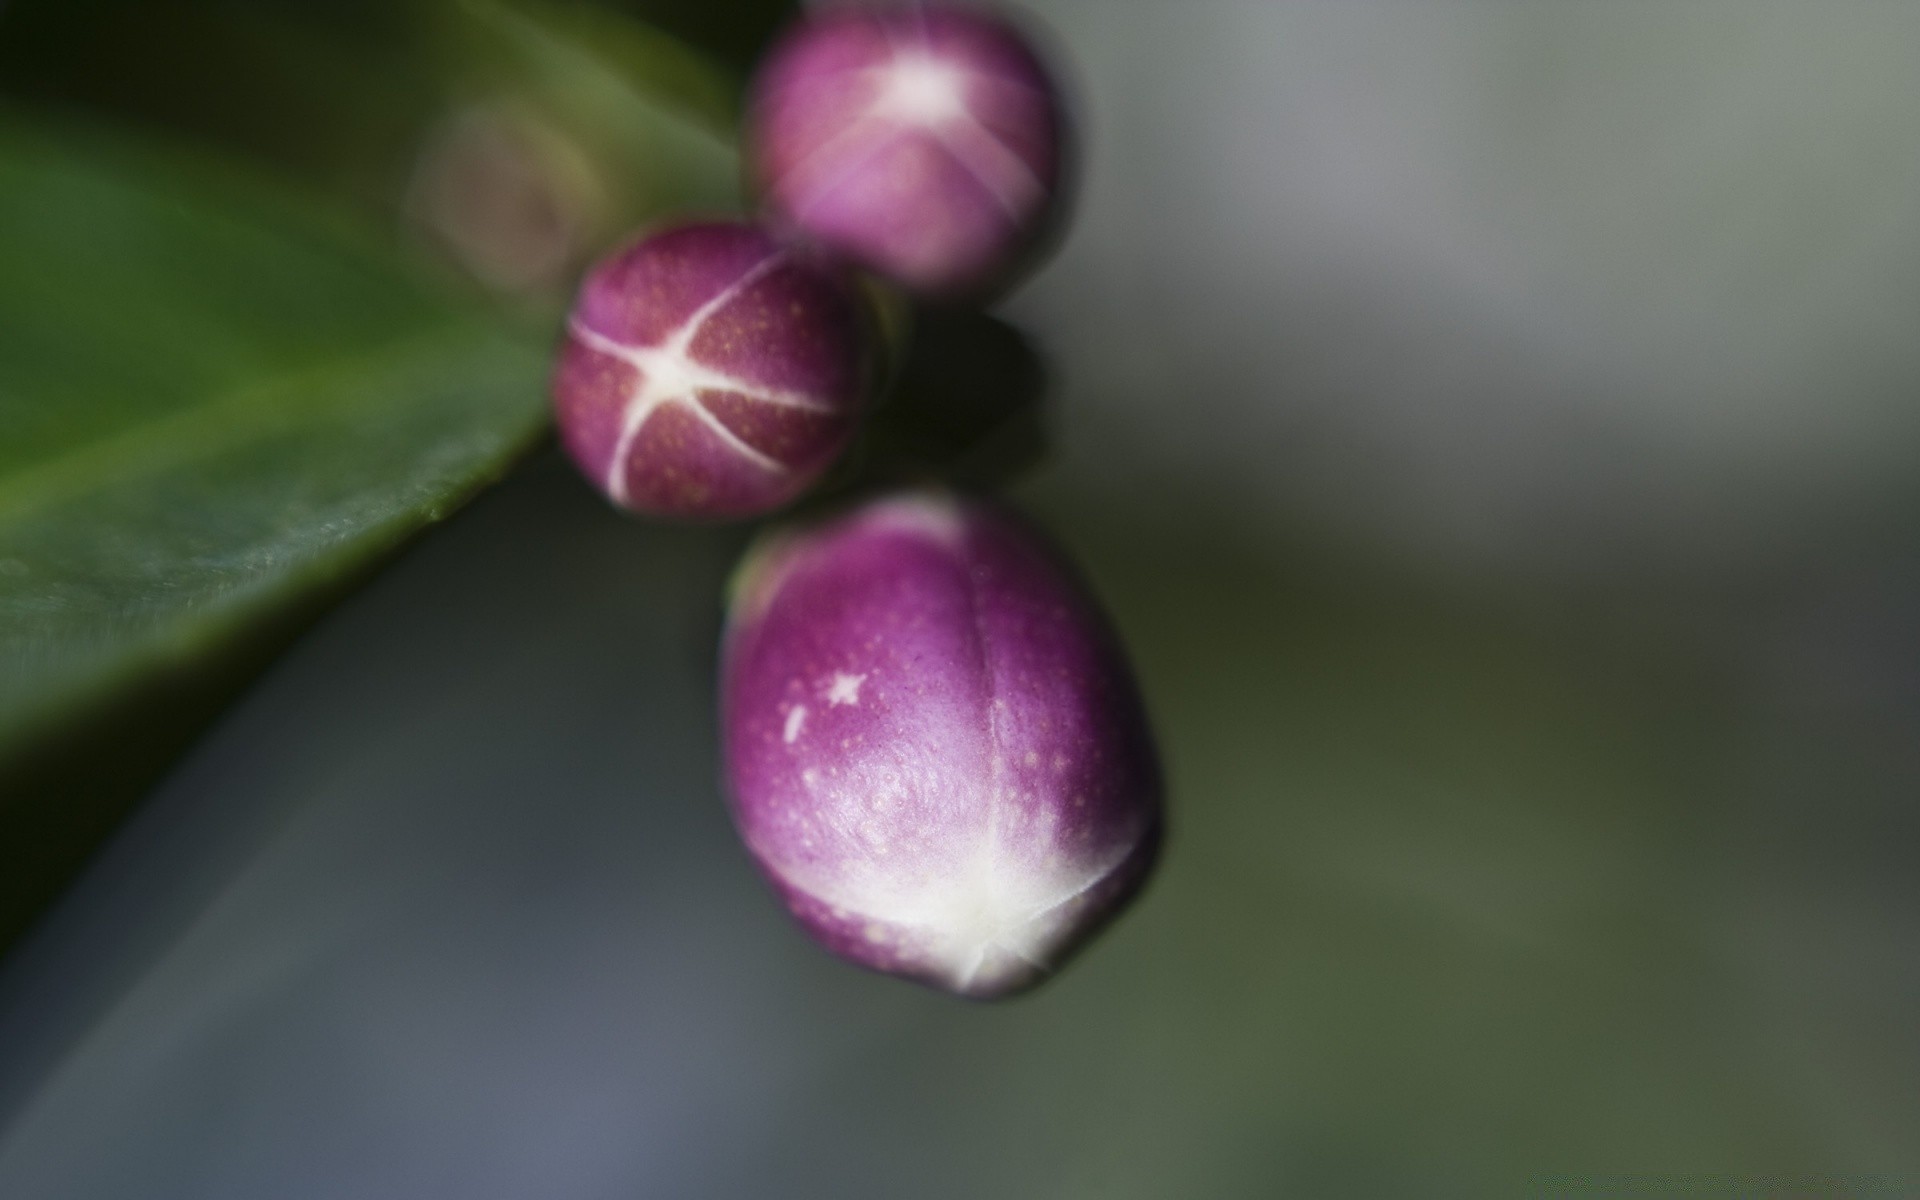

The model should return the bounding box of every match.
[746,2,1066,298]
[552,222,874,519]
[721,493,1162,998]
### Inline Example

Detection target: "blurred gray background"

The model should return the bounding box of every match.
[3,1,1918,1194]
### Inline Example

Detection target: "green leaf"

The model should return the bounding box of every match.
[454,0,746,134]
[0,0,747,946]
[0,119,555,939]
[435,0,745,232]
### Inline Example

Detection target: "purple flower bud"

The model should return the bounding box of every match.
[745,2,1067,298]
[721,493,1162,998]
[551,221,876,519]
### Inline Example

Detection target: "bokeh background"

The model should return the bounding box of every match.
[3,0,1918,1193]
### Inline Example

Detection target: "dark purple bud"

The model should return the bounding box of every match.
[552,221,876,519]
[745,2,1067,298]
[721,493,1162,998]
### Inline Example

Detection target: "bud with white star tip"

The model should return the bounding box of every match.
[551,222,879,519]
[745,2,1069,299]
[721,493,1163,998]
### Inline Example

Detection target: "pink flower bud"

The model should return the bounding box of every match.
[721,493,1162,998]
[745,2,1067,298]
[551,222,876,519]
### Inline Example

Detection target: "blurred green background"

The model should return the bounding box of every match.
[1,0,1917,1194]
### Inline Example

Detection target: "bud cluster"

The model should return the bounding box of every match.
[547,3,1160,998]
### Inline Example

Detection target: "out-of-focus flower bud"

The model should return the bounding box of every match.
[721,493,1162,998]
[552,221,877,519]
[745,2,1068,299]
[405,100,609,302]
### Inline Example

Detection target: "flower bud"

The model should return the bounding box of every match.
[552,221,876,519]
[721,493,1162,998]
[745,2,1067,299]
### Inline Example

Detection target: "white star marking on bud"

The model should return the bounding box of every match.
[567,252,839,504]
[826,672,867,707]
[775,38,1046,224]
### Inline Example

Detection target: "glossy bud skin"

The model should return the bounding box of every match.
[552,222,875,519]
[722,494,1162,998]
[746,2,1067,299]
